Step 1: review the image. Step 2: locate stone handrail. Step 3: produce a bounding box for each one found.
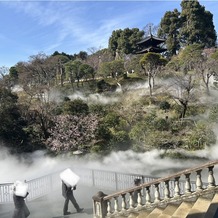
[92,160,218,218]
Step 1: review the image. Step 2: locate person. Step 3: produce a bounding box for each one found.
[132,178,142,205]
[12,182,30,218]
[62,181,84,215]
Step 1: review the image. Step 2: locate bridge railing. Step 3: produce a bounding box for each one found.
[0,168,157,204]
[92,160,218,218]
[72,167,158,191]
[0,172,61,204]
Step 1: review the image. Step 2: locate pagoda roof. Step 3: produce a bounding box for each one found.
[136,46,167,54]
[137,34,166,46]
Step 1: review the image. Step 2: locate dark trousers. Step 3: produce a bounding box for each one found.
[63,194,80,214]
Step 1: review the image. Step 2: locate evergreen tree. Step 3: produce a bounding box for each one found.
[109,28,144,58]
[158,9,181,56]
[180,0,216,47]
[159,0,217,56]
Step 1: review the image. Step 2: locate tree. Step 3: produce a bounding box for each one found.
[140,52,167,96]
[158,9,181,56]
[79,63,95,80]
[171,74,196,119]
[52,51,75,60]
[9,66,19,86]
[123,54,143,74]
[0,87,28,152]
[46,114,99,153]
[143,23,159,36]
[108,28,144,58]
[64,60,83,87]
[49,55,69,87]
[17,53,57,90]
[77,51,88,60]
[178,44,204,72]
[86,48,113,79]
[178,44,216,95]
[99,60,124,78]
[180,0,217,47]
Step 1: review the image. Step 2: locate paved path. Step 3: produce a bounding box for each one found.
[0,185,111,218]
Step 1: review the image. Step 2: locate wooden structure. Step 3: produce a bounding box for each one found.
[136,32,167,54]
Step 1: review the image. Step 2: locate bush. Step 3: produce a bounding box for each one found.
[159,101,171,112]
[62,99,89,115]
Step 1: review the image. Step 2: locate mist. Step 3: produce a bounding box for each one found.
[1,141,218,184]
[1,141,218,217]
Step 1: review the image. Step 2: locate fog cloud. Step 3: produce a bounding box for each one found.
[1,142,217,184]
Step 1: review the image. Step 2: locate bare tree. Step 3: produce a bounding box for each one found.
[170,74,196,118]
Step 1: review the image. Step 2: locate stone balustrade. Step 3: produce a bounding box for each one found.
[92,160,218,218]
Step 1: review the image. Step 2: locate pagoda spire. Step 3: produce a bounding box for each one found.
[149,25,152,36]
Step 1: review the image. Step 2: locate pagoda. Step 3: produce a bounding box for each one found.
[135,29,167,54]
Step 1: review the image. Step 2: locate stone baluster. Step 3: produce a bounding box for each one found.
[184,173,191,194]
[136,191,142,208]
[154,183,160,203]
[107,200,112,216]
[128,192,134,210]
[164,180,170,200]
[145,186,151,205]
[196,170,203,191]
[114,196,119,214]
[208,166,216,188]
[174,177,181,197]
[121,194,127,212]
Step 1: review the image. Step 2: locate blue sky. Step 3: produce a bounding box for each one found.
[0,1,217,68]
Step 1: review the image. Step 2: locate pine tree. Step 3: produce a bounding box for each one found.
[158,0,217,57]
[158,9,181,56]
[180,0,216,47]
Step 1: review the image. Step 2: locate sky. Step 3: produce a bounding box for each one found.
[0,0,218,68]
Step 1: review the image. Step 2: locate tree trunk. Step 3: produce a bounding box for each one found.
[60,66,64,87]
[148,73,152,97]
[180,101,188,119]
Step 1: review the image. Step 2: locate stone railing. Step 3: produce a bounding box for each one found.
[92,160,218,218]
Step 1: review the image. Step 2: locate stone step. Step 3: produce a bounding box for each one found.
[136,209,151,218]
[157,203,180,218]
[204,192,218,218]
[186,195,213,218]
[171,201,195,218]
[146,207,165,218]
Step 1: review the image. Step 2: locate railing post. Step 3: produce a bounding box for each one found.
[136,191,142,209]
[184,173,191,194]
[154,183,160,203]
[92,191,107,218]
[164,180,170,200]
[196,170,203,191]
[174,177,181,197]
[208,166,216,188]
[107,200,112,216]
[114,196,119,214]
[121,194,127,212]
[145,186,151,206]
[128,192,134,211]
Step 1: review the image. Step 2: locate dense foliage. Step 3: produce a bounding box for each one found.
[158,0,217,57]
